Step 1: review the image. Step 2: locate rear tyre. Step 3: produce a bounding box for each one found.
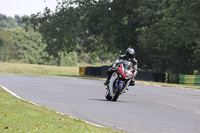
[112,82,123,101]
[105,90,112,101]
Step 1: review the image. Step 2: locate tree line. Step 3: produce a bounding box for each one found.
[0,13,106,66]
[29,0,200,75]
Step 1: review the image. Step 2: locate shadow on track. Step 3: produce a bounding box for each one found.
[88,99,126,103]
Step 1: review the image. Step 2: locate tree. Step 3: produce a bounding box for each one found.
[29,0,200,74]
[137,0,200,74]
[0,29,15,61]
[0,14,18,28]
[30,0,142,56]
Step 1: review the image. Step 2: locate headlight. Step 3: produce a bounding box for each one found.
[125,71,132,79]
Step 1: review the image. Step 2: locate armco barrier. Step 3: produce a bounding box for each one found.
[195,76,200,85]
[179,74,200,85]
[152,72,166,82]
[136,70,153,81]
[101,65,111,78]
[86,67,101,77]
[136,70,167,82]
[179,74,184,84]
[80,66,168,83]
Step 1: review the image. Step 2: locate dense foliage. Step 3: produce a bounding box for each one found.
[0,14,27,28]
[30,0,200,74]
[0,14,79,66]
[0,29,15,61]
[0,27,78,66]
[0,14,104,66]
[137,0,200,74]
[30,0,141,56]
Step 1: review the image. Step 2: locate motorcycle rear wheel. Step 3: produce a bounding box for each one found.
[112,82,123,101]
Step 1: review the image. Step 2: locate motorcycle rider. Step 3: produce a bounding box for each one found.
[104,48,138,86]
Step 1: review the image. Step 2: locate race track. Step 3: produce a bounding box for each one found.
[0,74,200,133]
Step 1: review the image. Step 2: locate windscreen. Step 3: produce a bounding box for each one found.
[123,60,133,70]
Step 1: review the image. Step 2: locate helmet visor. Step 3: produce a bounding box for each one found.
[127,54,134,59]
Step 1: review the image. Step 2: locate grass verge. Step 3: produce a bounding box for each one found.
[137,81,200,90]
[0,62,79,77]
[0,88,120,133]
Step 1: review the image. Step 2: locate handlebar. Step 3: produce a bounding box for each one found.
[111,67,135,72]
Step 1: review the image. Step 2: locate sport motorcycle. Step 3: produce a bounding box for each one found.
[105,60,135,101]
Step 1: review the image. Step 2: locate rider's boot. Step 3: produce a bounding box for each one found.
[104,79,110,85]
[129,80,135,86]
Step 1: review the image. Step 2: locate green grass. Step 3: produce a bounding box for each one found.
[137,81,200,90]
[0,62,79,77]
[0,88,120,133]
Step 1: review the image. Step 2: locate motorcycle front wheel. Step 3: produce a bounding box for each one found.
[105,90,112,101]
[112,82,123,101]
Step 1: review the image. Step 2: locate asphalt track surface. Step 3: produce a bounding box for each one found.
[0,74,200,133]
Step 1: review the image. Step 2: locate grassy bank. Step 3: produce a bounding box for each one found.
[138,81,200,90]
[0,62,79,77]
[0,88,120,133]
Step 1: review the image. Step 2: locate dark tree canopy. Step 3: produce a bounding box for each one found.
[30,0,200,74]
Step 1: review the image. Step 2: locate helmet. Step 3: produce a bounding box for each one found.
[125,48,135,61]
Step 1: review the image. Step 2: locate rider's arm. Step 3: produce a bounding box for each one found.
[112,55,126,68]
[112,59,120,68]
[112,55,123,68]
[132,58,138,77]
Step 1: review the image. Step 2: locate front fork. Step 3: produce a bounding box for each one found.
[117,79,131,94]
[114,80,125,90]
[109,72,131,96]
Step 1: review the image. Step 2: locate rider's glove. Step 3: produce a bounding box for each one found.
[132,74,136,79]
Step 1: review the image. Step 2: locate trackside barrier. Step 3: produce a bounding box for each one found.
[79,66,169,83]
[136,70,167,82]
[195,76,200,85]
[179,74,200,85]
[136,70,153,81]
[79,67,87,75]
[86,67,101,77]
[101,65,111,78]
[179,74,184,84]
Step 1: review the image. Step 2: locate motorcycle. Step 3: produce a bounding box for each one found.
[105,60,135,101]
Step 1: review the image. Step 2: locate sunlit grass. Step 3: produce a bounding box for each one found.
[0,62,79,77]
[137,81,200,90]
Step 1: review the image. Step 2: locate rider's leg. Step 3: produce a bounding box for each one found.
[104,68,112,85]
[104,76,110,85]
[129,78,135,86]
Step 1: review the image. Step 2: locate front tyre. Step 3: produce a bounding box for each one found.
[112,82,123,101]
[105,90,112,101]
